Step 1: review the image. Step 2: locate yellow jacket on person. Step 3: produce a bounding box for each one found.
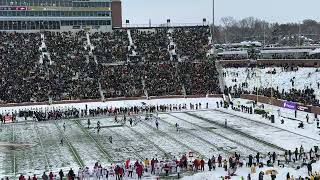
[144,159,150,166]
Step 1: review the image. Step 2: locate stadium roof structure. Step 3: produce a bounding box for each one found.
[218,50,248,55]
[261,49,312,54]
[309,48,320,55]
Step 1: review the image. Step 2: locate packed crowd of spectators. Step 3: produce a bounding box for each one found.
[0,32,45,103]
[179,62,220,95]
[144,62,182,96]
[172,26,211,61]
[0,27,219,104]
[100,64,144,98]
[44,31,100,101]
[91,30,129,63]
[131,29,170,62]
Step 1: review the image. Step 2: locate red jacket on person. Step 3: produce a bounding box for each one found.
[200,159,205,166]
[136,164,143,176]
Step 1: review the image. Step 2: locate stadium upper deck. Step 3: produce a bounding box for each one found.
[0,0,122,31]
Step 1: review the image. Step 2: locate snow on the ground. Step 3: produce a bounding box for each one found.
[0,97,319,179]
[223,67,320,100]
[228,98,320,143]
[181,162,314,180]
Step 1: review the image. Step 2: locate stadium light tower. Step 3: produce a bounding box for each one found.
[212,0,215,55]
[212,0,215,34]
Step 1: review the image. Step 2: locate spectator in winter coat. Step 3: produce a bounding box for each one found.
[295,148,299,160]
[42,172,48,180]
[125,159,130,169]
[32,174,38,180]
[114,165,120,180]
[177,165,181,178]
[164,163,170,176]
[128,165,133,178]
[151,158,155,174]
[48,172,54,180]
[208,159,212,171]
[144,158,150,172]
[271,172,276,180]
[58,170,64,180]
[68,168,75,180]
[251,165,256,174]
[136,164,143,179]
[19,175,26,180]
[258,171,264,180]
[223,159,228,171]
[218,155,222,167]
[193,159,199,171]
[308,163,313,175]
[200,159,205,171]
[286,172,290,180]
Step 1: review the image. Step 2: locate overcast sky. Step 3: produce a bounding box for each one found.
[121,0,320,25]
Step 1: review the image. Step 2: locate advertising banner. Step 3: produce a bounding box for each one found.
[297,105,311,112]
[283,101,297,110]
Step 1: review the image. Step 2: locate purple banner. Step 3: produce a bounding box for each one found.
[283,101,297,110]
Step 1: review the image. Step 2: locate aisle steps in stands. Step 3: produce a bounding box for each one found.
[216,60,226,92]
[39,33,52,65]
[167,28,178,61]
[127,29,137,56]
[99,82,105,101]
[86,32,95,56]
[141,79,149,98]
[208,35,215,56]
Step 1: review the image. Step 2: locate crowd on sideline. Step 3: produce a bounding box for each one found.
[4,145,319,179]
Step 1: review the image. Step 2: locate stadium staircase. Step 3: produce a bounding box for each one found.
[167,28,178,61]
[99,82,105,101]
[167,29,186,95]
[215,60,226,93]
[127,29,138,57]
[39,33,52,65]
[141,79,149,98]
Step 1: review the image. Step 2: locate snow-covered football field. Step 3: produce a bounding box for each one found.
[0,97,319,179]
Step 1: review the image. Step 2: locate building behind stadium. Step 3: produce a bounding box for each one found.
[0,0,122,31]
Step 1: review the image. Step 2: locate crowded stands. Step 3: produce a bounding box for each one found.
[179,62,220,95]
[0,27,220,104]
[0,27,319,109]
[0,32,44,103]
[131,29,170,62]
[91,30,129,63]
[100,64,144,98]
[172,26,211,61]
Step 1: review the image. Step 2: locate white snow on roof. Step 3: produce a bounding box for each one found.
[309,48,320,55]
[261,49,312,54]
[218,50,248,55]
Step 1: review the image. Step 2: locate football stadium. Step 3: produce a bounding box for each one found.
[0,0,320,179]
